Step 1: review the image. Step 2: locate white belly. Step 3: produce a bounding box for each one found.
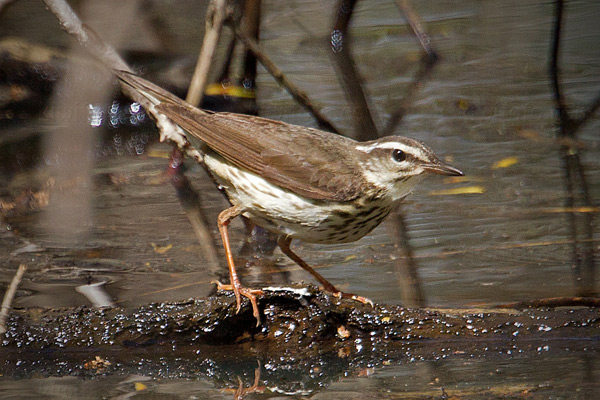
[205,154,399,244]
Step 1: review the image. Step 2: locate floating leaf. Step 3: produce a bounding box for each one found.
[147,149,170,159]
[429,186,485,196]
[516,128,543,141]
[491,157,518,169]
[135,382,147,391]
[543,207,600,214]
[151,243,173,254]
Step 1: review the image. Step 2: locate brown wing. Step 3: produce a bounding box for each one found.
[157,103,366,201]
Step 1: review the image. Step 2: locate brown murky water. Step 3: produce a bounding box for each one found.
[1,0,599,398]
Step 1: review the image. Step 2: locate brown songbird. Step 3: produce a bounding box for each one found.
[116,71,463,324]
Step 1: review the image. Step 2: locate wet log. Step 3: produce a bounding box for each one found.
[1,286,598,390]
[2,285,598,352]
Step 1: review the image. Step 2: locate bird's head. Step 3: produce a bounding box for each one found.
[355,136,463,201]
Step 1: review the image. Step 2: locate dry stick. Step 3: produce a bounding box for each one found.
[43,0,130,72]
[330,0,379,141]
[0,264,26,335]
[230,21,341,134]
[186,0,229,107]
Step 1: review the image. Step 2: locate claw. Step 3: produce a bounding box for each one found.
[351,294,374,307]
[332,291,374,307]
[212,280,264,326]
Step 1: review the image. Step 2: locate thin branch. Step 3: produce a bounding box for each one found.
[42,0,130,72]
[229,20,341,133]
[385,0,439,135]
[549,0,573,134]
[240,0,261,89]
[330,0,379,140]
[394,0,437,60]
[549,0,597,296]
[186,0,229,106]
[0,264,26,335]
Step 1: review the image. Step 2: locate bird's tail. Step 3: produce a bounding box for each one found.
[114,70,209,116]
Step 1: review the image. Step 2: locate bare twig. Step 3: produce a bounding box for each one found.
[239,0,261,89]
[330,0,379,140]
[549,0,572,134]
[549,0,597,297]
[229,20,341,134]
[186,0,229,106]
[43,0,130,72]
[394,0,437,59]
[0,264,26,335]
[384,0,439,135]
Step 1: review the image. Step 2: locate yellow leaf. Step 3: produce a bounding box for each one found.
[344,255,357,262]
[204,83,227,96]
[543,207,600,213]
[429,186,486,196]
[135,382,147,391]
[146,149,170,159]
[151,243,173,254]
[491,156,518,169]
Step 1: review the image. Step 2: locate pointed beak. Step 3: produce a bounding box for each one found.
[422,161,463,176]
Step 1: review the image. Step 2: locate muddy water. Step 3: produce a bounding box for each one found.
[1,0,599,398]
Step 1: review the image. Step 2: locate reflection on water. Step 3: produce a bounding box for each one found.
[1,0,599,398]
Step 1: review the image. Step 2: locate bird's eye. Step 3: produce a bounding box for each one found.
[392,149,406,162]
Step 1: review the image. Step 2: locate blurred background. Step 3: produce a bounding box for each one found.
[0,0,598,398]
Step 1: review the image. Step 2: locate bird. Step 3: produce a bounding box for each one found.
[115,70,463,324]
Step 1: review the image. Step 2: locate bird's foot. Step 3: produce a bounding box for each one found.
[332,291,375,307]
[211,280,264,326]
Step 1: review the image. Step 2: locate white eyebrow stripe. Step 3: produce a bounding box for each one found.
[355,141,428,160]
